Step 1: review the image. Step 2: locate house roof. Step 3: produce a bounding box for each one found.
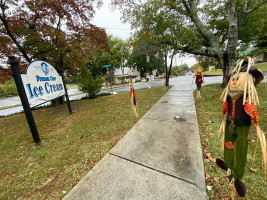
[114,67,140,77]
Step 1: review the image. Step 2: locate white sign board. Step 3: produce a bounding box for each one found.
[21,61,65,108]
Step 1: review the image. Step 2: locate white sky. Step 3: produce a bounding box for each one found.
[91,1,197,67]
[91,2,132,41]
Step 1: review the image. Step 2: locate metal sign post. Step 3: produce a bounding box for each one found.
[59,70,72,114]
[8,56,41,144]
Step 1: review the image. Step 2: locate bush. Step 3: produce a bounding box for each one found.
[77,75,104,99]
[0,80,18,98]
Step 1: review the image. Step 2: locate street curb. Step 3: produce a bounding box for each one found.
[0,92,85,110]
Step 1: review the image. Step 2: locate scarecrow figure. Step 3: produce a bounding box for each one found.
[129,76,138,117]
[216,57,266,198]
[192,66,204,97]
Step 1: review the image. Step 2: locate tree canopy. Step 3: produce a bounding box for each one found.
[87,35,130,79]
[113,0,267,84]
[0,0,109,75]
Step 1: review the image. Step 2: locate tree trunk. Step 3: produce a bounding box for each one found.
[263,52,267,62]
[222,0,238,86]
[164,51,169,86]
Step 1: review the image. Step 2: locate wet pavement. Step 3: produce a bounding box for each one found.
[0,76,223,117]
[63,76,223,200]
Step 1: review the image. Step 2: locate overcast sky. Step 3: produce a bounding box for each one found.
[91,1,197,67]
[91,2,132,41]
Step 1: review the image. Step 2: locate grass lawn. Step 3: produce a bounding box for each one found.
[203,62,267,76]
[66,84,78,90]
[0,86,170,200]
[194,83,267,200]
[204,69,223,76]
[255,62,267,72]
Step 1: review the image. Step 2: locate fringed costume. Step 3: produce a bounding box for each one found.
[193,67,204,98]
[216,57,266,198]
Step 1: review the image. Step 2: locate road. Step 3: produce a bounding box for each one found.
[0,76,223,117]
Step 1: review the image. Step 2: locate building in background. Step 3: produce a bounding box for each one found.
[114,67,141,84]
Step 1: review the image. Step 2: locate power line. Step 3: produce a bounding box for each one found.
[104,27,132,30]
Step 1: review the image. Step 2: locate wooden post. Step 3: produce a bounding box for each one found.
[8,56,41,144]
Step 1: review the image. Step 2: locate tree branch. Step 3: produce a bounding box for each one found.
[220,30,228,45]
[181,0,220,49]
[31,48,55,58]
[0,3,31,62]
[242,0,267,18]
[175,44,217,58]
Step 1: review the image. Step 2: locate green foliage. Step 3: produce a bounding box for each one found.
[130,43,165,77]
[0,80,18,98]
[77,75,104,99]
[172,64,189,74]
[105,74,115,85]
[114,0,267,78]
[88,36,130,79]
[194,56,219,71]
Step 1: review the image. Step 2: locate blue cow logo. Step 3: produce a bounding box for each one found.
[41,62,49,75]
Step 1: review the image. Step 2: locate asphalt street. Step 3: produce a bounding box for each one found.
[1,76,222,117]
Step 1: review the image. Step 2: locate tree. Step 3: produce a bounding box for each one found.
[172,64,189,75]
[88,35,129,83]
[129,41,165,77]
[194,56,219,71]
[0,0,109,75]
[77,71,104,99]
[112,0,267,85]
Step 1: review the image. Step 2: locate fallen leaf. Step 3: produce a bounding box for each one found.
[207,186,213,191]
[250,168,257,173]
[78,168,82,175]
[214,177,221,183]
[207,181,214,186]
[205,137,209,142]
[212,165,218,173]
[61,191,67,194]
[206,173,211,180]
[251,140,256,143]
[12,172,17,177]
[206,153,216,162]
[210,133,215,136]
[39,175,58,190]
[28,163,34,167]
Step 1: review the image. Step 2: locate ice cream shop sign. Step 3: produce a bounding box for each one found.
[21,61,65,108]
[8,57,72,144]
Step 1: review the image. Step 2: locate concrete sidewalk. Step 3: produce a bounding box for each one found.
[64,82,208,200]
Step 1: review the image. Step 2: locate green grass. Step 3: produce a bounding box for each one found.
[255,62,267,72]
[203,62,267,76]
[66,84,78,90]
[194,83,267,200]
[0,86,171,200]
[204,69,223,76]
[0,80,18,98]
